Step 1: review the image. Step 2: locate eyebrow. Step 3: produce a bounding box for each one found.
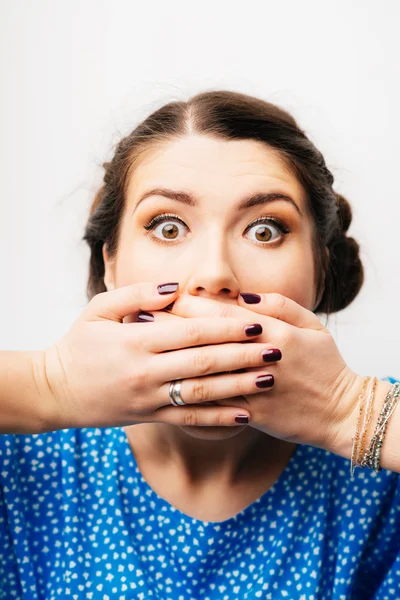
[132,187,303,217]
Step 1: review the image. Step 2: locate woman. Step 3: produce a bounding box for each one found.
[1,90,399,599]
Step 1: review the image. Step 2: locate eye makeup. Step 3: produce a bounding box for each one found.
[143,212,187,231]
[142,211,291,246]
[243,216,290,235]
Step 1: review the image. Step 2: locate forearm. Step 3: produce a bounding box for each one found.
[0,351,52,434]
[328,378,400,474]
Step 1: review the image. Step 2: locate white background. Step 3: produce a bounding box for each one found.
[1,0,399,379]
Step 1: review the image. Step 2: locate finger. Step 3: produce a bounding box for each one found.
[151,341,281,383]
[135,317,264,353]
[166,294,249,320]
[238,292,326,331]
[151,404,251,427]
[134,308,182,323]
[156,368,274,406]
[168,292,327,332]
[84,281,180,323]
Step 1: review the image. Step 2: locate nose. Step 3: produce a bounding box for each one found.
[185,237,240,300]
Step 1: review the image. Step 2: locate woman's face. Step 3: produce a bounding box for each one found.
[103,134,318,439]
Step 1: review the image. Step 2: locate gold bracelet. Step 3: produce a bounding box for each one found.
[350,376,370,478]
[360,382,400,472]
[357,376,377,468]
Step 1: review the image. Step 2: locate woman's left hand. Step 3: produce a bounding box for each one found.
[165,293,363,452]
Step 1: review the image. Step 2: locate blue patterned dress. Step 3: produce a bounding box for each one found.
[0,377,399,599]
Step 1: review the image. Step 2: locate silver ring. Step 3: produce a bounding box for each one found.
[169,380,185,406]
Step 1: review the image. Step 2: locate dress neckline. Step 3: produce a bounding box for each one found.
[114,427,302,529]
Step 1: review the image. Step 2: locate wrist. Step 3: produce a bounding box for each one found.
[31,348,64,433]
[0,350,57,434]
[326,373,392,462]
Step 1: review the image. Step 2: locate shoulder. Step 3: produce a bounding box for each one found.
[0,427,120,492]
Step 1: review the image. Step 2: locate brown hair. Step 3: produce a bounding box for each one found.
[83,90,364,317]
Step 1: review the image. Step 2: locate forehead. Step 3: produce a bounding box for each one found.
[127,134,306,208]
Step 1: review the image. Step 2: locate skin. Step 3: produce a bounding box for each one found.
[102,133,320,490]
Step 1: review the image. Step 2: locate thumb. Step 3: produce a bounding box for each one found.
[83,282,180,323]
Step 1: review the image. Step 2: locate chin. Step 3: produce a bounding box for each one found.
[178,424,247,441]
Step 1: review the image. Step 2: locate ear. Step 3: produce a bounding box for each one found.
[102,243,116,291]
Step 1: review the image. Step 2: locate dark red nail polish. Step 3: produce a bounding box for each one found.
[137,311,154,322]
[235,415,249,424]
[262,349,282,362]
[157,282,179,294]
[255,374,274,388]
[245,323,263,336]
[240,293,261,304]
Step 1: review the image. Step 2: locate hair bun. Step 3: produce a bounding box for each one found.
[316,192,364,313]
[335,192,352,234]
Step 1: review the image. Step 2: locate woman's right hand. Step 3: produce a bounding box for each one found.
[42,282,274,431]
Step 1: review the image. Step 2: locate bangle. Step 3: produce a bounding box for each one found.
[360,382,400,472]
[357,377,378,467]
[350,376,370,477]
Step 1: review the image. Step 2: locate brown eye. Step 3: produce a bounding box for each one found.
[244,217,290,246]
[143,213,189,243]
[254,225,272,242]
[161,223,179,239]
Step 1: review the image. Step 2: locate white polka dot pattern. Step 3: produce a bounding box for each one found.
[0,377,399,599]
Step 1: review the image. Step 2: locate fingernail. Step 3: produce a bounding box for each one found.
[262,349,282,362]
[158,282,179,294]
[255,374,274,388]
[137,311,154,322]
[240,293,261,304]
[245,323,263,337]
[235,415,249,424]
[163,300,175,312]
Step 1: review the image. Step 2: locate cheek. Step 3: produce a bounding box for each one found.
[113,237,183,287]
[240,245,316,310]
[276,272,316,310]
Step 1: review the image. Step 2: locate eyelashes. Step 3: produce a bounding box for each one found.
[143,213,187,232]
[142,212,290,246]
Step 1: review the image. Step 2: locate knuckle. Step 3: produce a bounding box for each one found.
[214,412,226,427]
[131,328,145,348]
[193,350,214,375]
[89,292,105,312]
[240,348,254,368]
[126,368,148,392]
[219,304,234,319]
[128,285,139,305]
[268,293,287,317]
[129,282,151,303]
[123,329,144,354]
[192,380,211,402]
[233,374,248,397]
[183,409,198,427]
[185,321,202,345]
[127,393,147,415]
[275,328,292,350]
